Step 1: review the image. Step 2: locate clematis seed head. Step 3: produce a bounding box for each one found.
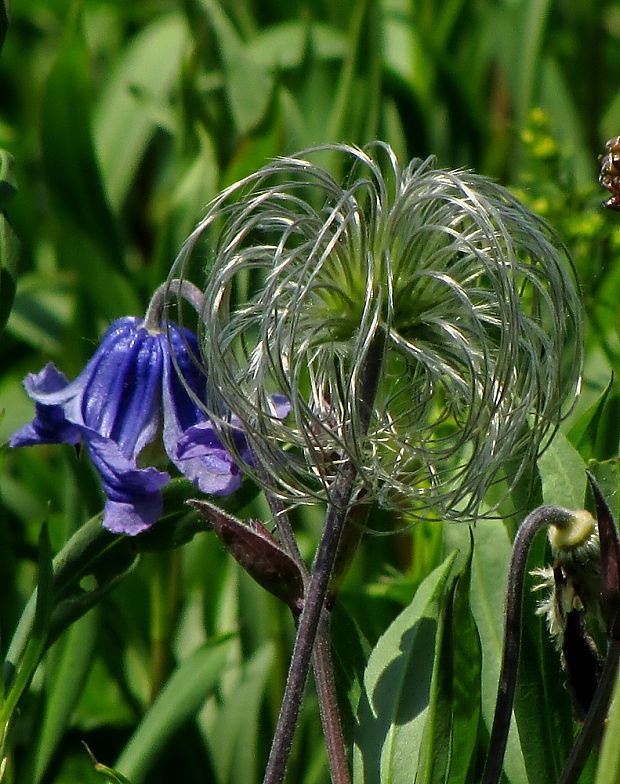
[170,142,583,521]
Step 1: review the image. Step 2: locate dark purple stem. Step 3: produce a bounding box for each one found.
[481,506,579,784]
[313,611,351,784]
[262,336,384,784]
[253,453,351,784]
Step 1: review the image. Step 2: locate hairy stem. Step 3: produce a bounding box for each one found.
[262,336,384,784]
[313,611,351,784]
[481,506,579,784]
[256,459,351,784]
[142,278,204,330]
[253,455,306,575]
[263,463,356,784]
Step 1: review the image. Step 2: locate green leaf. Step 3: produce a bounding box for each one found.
[163,129,220,254]
[469,519,528,784]
[588,460,620,524]
[568,376,615,462]
[0,214,17,334]
[0,524,54,731]
[539,58,593,187]
[331,603,372,744]
[0,149,16,208]
[32,523,54,649]
[0,149,18,334]
[246,21,346,70]
[41,21,124,270]
[94,14,188,210]
[5,515,131,674]
[200,0,273,135]
[537,430,587,509]
[353,552,457,784]
[115,635,235,783]
[414,576,456,784]
[0,0,7,57]
[326,0,379,143]
[84,744,133,784]
[381,0,431,103]
[595,665,620,784]
[207,643,274,784]
[32,611,100,784]
[5,273,73,353]
[511,0,553,126]
[446,532,482,784]
[602,90,620,143]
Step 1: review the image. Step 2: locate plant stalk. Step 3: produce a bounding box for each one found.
[262,336,384,784]
[262,462,356,784]
[143,278,204,330]
[256,455,351,784]
[312,610,351,784]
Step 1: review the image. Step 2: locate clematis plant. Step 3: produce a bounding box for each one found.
[168,142,583,783]
[4,142,585,784]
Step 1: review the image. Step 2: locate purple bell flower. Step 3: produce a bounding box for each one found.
[10,316,249,535]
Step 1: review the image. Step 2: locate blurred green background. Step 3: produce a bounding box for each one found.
[2,1,620,783]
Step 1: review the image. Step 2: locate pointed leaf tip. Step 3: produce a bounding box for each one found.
[587,472,620,639]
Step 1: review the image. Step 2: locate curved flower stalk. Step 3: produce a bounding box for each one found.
[170,142,583,520]
[9,282,267,535]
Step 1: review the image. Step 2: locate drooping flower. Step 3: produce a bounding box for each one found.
[170,142,583,521]
[10,314,252,535]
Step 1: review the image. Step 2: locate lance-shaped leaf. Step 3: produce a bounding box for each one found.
[0,0,7,56]
[188,500,304,613]
[0,149,18,334]
[587,472,620,639]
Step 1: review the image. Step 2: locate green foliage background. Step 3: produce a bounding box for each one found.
[2,1,620,783]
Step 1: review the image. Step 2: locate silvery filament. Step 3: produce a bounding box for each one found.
[169,142,582,521]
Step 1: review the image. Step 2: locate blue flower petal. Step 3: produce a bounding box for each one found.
[103,497,164,536]
[9,363,82,447]
[182,445,243,495]
[10,318,169,534]
[161,325,243,494]
[176,394,291,492]
[269,394,292,420]
[73,319,163,460]
[176,421,220,458]
[85,431,170,534]
[12,320,164,462]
